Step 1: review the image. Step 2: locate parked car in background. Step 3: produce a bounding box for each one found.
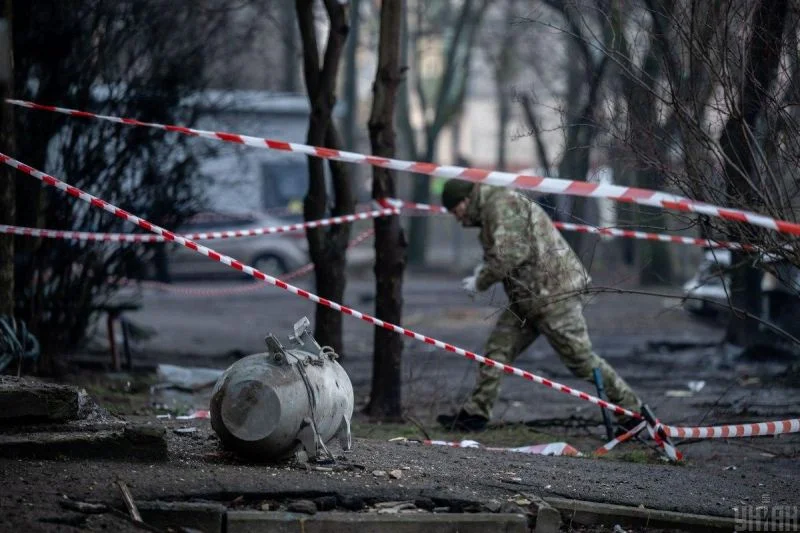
[682,248,800,354]
[164,211,309,279]
[681,250,732,316]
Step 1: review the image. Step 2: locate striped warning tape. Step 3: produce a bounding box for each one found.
[8,98,800,238]
[384,198,760,252]
[0,208,394,243]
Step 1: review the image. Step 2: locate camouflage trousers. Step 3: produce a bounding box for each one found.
[462,297,640,420]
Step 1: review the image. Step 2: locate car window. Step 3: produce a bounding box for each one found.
[181,212,258,232]
[262,161,309,210]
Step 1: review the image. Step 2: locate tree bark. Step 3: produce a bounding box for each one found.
[720,0,788,347]
[518,93,558,219]
[558,42,607,256]
[342,0,361,150]
[364,0,406,420]
[0,6,14,317]
[281,1,299,93]
[296,0,355,356]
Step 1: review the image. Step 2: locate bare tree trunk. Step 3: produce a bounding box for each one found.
[494,0,515,170]
[518,93,558,218]
[720,0,788,347]
[558,46,606,256]
[281,1,299,93]
[0,6,14,317]
[296,0,355,356]
[343,0,361,150]
[365,0,406,420]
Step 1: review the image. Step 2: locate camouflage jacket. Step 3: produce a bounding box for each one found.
[465,185,590,313]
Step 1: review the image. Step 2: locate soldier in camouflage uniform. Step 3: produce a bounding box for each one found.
[437,180,641,432]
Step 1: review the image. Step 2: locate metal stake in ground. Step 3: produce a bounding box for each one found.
[592,367,614,441]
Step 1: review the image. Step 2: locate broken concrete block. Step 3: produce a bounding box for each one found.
[0,424,167,460]
[0,376,82,423]
[137,501,225,533]
[529,495,562,533]
[227,511,529,533]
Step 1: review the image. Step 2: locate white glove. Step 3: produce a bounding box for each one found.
[462,275,478,296]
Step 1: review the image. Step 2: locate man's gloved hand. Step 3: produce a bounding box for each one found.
[461,275,478,296]
[462,263,484,297]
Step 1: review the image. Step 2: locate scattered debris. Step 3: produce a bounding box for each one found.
[173,427,198,435]
[724,465,738,471]
[738,376,762,386]
[666,390,694,398]
[687,380,706,392]
[508,494,531,506]
[116,480,142,523]
[389,469,403,479]
[155,364,223,392]
[372,470,387,477]
[375,501,413,510]
[412,438,582,457]
[59,499,108,514]
[176,409,210,420]
[286,499,317,515]
[377,502,416,514]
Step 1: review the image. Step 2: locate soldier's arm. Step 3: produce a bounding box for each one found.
[475,196,532,291]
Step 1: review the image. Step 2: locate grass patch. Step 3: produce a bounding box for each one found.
[606,449,664,464]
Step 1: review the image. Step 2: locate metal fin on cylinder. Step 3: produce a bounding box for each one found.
[336,415,352,451]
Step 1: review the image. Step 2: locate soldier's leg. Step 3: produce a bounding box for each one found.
[462,308,538,420]
[537,298,640,412]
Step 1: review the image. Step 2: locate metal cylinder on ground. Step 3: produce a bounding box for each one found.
[210,317,353,462]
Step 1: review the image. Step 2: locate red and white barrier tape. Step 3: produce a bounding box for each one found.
[384,198,759,252]
[593,421,648,456]
[8,98,800,238]
[553,222,757,252]
[0,152,640,420]
[663,418,800,439]
[136,228,375,297]
[183,208,394,240]
[647,421,683,462]
[421,439,581,457]
[0,208,394,243]
[0,224,164,243]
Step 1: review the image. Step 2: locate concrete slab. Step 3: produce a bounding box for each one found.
[138,501,225,533]
[0,424,167,460]
[227,510,530,533]
[0,376,82,422]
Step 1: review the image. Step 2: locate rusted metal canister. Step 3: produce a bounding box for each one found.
[210,317,353,461]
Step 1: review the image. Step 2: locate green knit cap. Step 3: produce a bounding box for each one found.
[441,179,475,211]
